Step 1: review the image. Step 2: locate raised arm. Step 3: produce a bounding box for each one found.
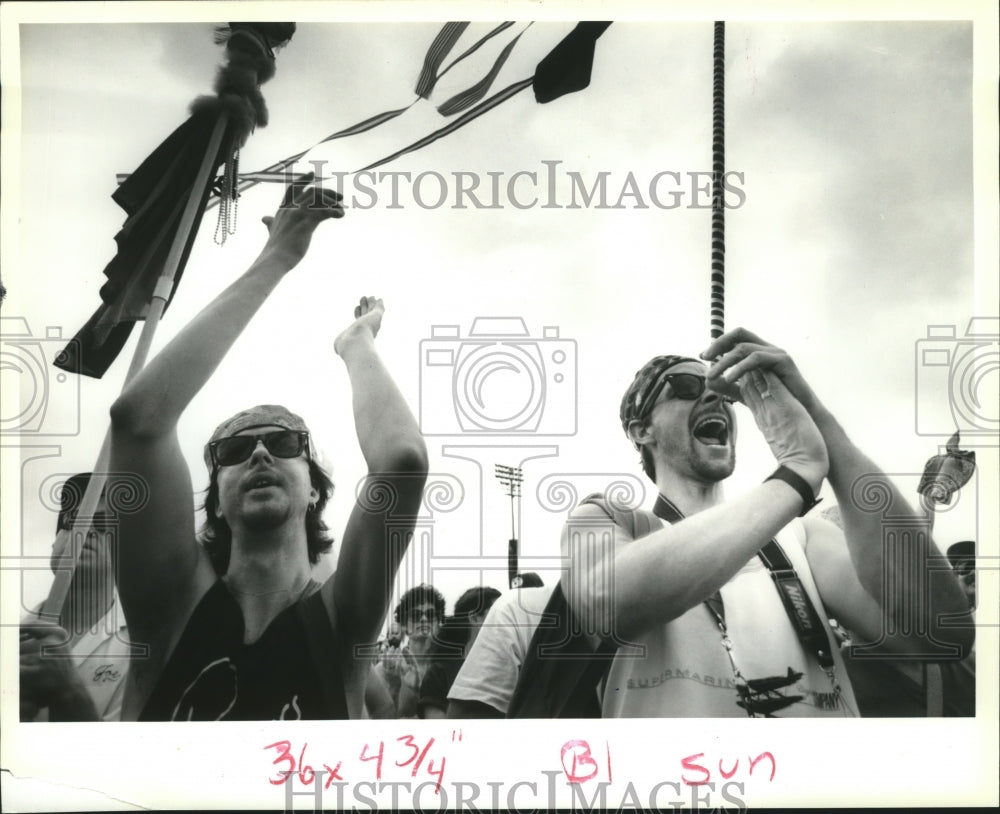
[108,181,345,646]
[702,328,974,657]
[327,298,428,647]
[564,485,804,643]
[564,368,829,642]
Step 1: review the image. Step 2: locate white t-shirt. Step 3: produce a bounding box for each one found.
[448,585,555,714]
[29,599,133,722]
[602,519,859,718]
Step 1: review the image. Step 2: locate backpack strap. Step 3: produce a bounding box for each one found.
[580,491,664,539]
[506,582,613,718]
[507,493,661,718]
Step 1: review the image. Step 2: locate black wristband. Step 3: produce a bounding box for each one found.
[766,465,822,517]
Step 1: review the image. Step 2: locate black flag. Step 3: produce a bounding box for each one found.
[533,22,612,103]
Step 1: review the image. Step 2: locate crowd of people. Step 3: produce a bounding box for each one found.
[21,181,977,721]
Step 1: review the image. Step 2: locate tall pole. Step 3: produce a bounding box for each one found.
[495,464,523,588]
[41,114,230,621]
[40,23,296,625]
[710,21,726,340]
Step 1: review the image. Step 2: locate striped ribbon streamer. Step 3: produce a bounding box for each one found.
[435,21,516,84]
[203,102,417,208]
[415,22,470,97]
[202,22,524,208]
[356,77,533,174]
[710,21,726,340]
[437,25,529,115]
[214,77,535,184]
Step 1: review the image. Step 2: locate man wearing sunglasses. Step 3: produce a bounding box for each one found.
[560,330,973,718]
[20,473,132,721]
[108,179,428,720]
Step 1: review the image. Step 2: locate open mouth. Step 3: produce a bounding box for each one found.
[692,416,730,446]
[246,474,279,491]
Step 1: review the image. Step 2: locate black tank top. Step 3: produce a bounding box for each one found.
[139,580,348,721]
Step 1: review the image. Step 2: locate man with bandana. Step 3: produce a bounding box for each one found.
[560,332,973,717]
[108,179,427,720]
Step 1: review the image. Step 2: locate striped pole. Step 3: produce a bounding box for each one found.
[710,21,726,340]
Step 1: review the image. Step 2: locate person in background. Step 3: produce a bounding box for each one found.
[374,620,403,665]
[447,577,552,719]
[419,586,502,718]
[838,525,976,717]
[930,541,976,716]
[20,473,133,721]
[377,584,445,718]
[947,541,976,610]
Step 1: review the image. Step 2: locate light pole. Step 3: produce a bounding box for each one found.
[495,464,523,588]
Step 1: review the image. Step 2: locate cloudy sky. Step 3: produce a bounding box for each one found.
[1,1,997,808]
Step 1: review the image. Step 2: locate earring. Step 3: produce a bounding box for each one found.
[307,502,317,513]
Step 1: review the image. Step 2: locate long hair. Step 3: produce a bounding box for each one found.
[393,584,446,626]
[199,458,335,575]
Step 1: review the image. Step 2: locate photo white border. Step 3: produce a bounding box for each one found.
[2,1,997,811]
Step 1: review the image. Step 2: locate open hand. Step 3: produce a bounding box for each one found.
[260,172,345,268]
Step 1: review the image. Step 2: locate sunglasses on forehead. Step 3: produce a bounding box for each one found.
[209,429,310,468]
[643,372,708,411]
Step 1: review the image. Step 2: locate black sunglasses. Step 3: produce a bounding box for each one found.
[209,429,310,468]
[643,372,707,412]
[405,607,440,625]
[59,512,114,532]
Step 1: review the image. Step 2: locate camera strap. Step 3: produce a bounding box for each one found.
[756,542,835,669]
[652,494,836,670]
